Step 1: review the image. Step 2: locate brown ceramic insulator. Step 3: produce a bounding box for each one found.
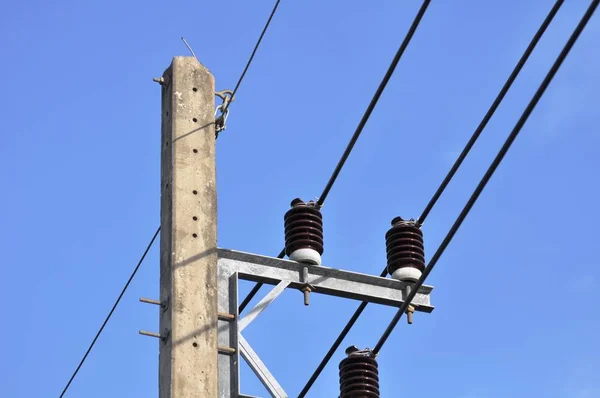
[386,216,425,275]
[339,347,380,398]
[284,198,324,257]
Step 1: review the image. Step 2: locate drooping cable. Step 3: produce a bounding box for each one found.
[58,226,161,398]
[59,2,281,393]
[417,0,564,226]
[216,0,282,134]
[230,0,282,107]
[239,0,431,315]
[298,1,574,393]
[316,0,430,206]
[373,0,598,355]
[296,278,382,398]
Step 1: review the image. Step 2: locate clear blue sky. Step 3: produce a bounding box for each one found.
[1,1,598,397]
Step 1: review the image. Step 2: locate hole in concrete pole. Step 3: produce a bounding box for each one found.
[193,149,198,153]
[193,216,198,221]
[193,190,198,195]
[193,118,198,123]
[192,233,198,238]
[193,87,198,92]
[192,342,198,347]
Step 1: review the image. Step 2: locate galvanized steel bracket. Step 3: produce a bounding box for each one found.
[216,248,435,398]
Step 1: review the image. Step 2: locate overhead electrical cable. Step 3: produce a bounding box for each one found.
[60,2,284,396]
[230,0,282,102]
[58,226,161,398]
[294,2,433,395]
[416,0,565,226]
[373,0,598,355]
[297,1,568,395]
[215,0,282,135]
[239,0,432,315]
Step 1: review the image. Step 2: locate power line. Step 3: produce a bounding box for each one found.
[230,0,282,105]
[373,0,598,355]
[316,0,430,206]
[417,0,564,226]
[295,2,433,395]
[297,1,570,394]
[296,282,380,398]
[239,0,431,316]
[60,2,283,391]
[216,0,281,135]
[58,226,161,398]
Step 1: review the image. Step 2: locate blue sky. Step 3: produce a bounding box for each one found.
[1,1,599,397]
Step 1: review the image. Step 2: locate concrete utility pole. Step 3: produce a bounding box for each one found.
[159,57,218,398]
[151,56,433,398]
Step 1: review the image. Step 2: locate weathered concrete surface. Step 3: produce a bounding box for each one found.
[159,57,218,398]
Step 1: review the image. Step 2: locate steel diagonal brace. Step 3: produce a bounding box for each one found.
[239,280,290,332]
[239,334,288,398]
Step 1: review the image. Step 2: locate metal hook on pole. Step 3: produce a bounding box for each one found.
[214,90,235,138]
[215,89,235,112]
[214,105,229,138]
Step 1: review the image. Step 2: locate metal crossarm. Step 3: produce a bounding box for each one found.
[219,249,434,311]
[216,248,435,397]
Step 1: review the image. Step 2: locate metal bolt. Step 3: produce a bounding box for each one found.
[140,297,162,306]
[406,305,415,324]
[218,312,236,321]
[300,266,314,306]
[153,77,165,85]
[140,296,169,313]
[139,330,162,339]
[302,286,312,306]
[139,328,169,343]
[218,346,236,355]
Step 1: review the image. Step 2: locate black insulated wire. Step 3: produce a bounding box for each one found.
[230,0,282,312]
[216,0,281,136]
[373,0,599,355]
[417,0,564,226]
[239,0,431,316]
[230,0,281,105]
[58,226,161,398]
[59,1,281,394]
[316,0,431,207]
[296,2,432,395]
[297,1,569,394]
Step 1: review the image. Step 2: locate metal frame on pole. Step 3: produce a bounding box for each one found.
[216,249,435,397]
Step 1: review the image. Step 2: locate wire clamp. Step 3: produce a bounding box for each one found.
[215,90,235,138]
[214,105,229,138]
